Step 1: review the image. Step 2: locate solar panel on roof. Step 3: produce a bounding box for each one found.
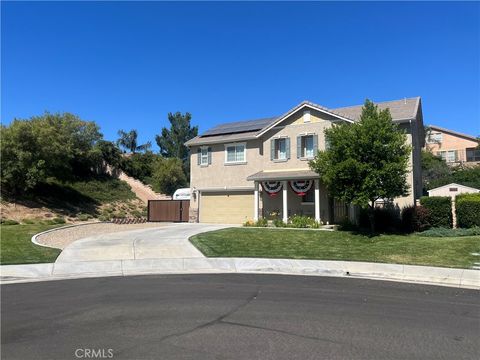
[201,117,277,137]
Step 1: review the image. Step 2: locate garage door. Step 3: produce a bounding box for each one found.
[200,191,254,224]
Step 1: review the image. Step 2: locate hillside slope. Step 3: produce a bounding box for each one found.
[1,175,147,224]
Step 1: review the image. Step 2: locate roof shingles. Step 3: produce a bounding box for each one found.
[186,97,421,146]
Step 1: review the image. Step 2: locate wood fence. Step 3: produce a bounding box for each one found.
[147,200,190,222]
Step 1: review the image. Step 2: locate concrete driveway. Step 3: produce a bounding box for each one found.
[55,223,234,263]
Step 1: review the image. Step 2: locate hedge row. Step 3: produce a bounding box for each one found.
[456,193,480,228]
[419,196,452,228]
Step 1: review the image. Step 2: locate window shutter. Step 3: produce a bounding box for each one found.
[296,136,301,158]
[313,134,318,154]
[208,147,212,165]
[197,148,201,165]
[286,137,291,159]
[270,139,275,161]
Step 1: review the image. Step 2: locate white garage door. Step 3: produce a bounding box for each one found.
[200,191,254,224]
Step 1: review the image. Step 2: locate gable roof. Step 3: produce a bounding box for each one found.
[332,97,421,122]
[427,125,478,142]
[427,183,479,193]
[185,97,422,146]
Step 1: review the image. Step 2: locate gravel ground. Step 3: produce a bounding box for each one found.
[35,222,169,250]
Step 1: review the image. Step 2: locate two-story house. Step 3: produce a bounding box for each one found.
[425,125,479,165]
[185,97,424,224]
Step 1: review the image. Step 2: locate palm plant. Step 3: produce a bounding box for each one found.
[117,129,151,153]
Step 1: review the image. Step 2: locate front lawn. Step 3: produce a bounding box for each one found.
[0,224,62,265]
[190,228,480,269]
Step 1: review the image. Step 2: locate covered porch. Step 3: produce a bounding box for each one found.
[247,170,327,223]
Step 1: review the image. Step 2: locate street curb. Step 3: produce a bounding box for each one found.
[1,258,478,289]
[31,221,112,249]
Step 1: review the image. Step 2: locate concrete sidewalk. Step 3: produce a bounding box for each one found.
[1,258,478,289]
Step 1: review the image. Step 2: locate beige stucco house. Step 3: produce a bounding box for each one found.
[185,97,425,224]
[425,125,479,165]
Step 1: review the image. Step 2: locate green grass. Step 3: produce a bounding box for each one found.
[190,228,480,269]
[0,224,62,265]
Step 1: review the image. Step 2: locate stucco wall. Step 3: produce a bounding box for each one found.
[261,109,334,171]
[425,130,478,162]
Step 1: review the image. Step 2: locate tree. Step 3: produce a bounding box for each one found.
[150,157,187,195]
[309,100,411,233]
[1,112,102,195]
[117,129,151,153]
[155,112,198,179]
[120,151,158,182]
[421,150,451,192]
[91,140,124,174]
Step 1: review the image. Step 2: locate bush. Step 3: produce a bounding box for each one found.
[456,193,480,228]
[76,213,91,221]
[288,215,320,228]
[52,217,66,224]
[1,219,19,225]
[401,205,431,233]
[359,207,401,233]
[420,196,452,228]
[418,227,480,237]
[98,215,111,222]
[21,218,36,224]
[273,219,286,228]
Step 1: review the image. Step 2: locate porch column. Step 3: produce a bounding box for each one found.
[282,180,288,223]
[254,181,259,221]
[314,179,320,222]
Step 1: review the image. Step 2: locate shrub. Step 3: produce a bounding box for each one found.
[420,196,452,228]
[21,218,36,224]
[456,193,480,228]
[418,227,480,237]
[76,213,91,221]
[288,215,320,228]
[98,215,110,222]
[243,219,255,227]
[52,217,66,224]
[1,219,19,225]
[273,219,286,228]
[401,205,431,233]
[131,210,143,218]
[338,219,358,231]
[255,218,268,227]
[359,207,401,233]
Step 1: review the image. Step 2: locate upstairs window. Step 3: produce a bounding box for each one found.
[197,146,211,166]
[466,148,480,162]
[437,150,457,163]
[297,134,318,159]
[225,143,246,164]
[270,137,290,161]
[427,132,443,144]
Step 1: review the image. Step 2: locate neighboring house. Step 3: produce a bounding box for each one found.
[427,183,479,198]
[185,97,425,224]
[425,125,479,165]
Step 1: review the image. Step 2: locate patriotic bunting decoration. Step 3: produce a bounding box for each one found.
[261,181,283,197]
[290,180,312,196]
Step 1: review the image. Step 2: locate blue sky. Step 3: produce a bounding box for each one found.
[2,1,479,148]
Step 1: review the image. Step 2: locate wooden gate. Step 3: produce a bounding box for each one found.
[147,200,190,222]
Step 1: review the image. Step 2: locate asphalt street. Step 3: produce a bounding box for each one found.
[1,274,479,360]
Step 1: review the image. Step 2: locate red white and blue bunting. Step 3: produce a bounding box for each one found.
[290,180,312,196]
[261,181,283,197]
